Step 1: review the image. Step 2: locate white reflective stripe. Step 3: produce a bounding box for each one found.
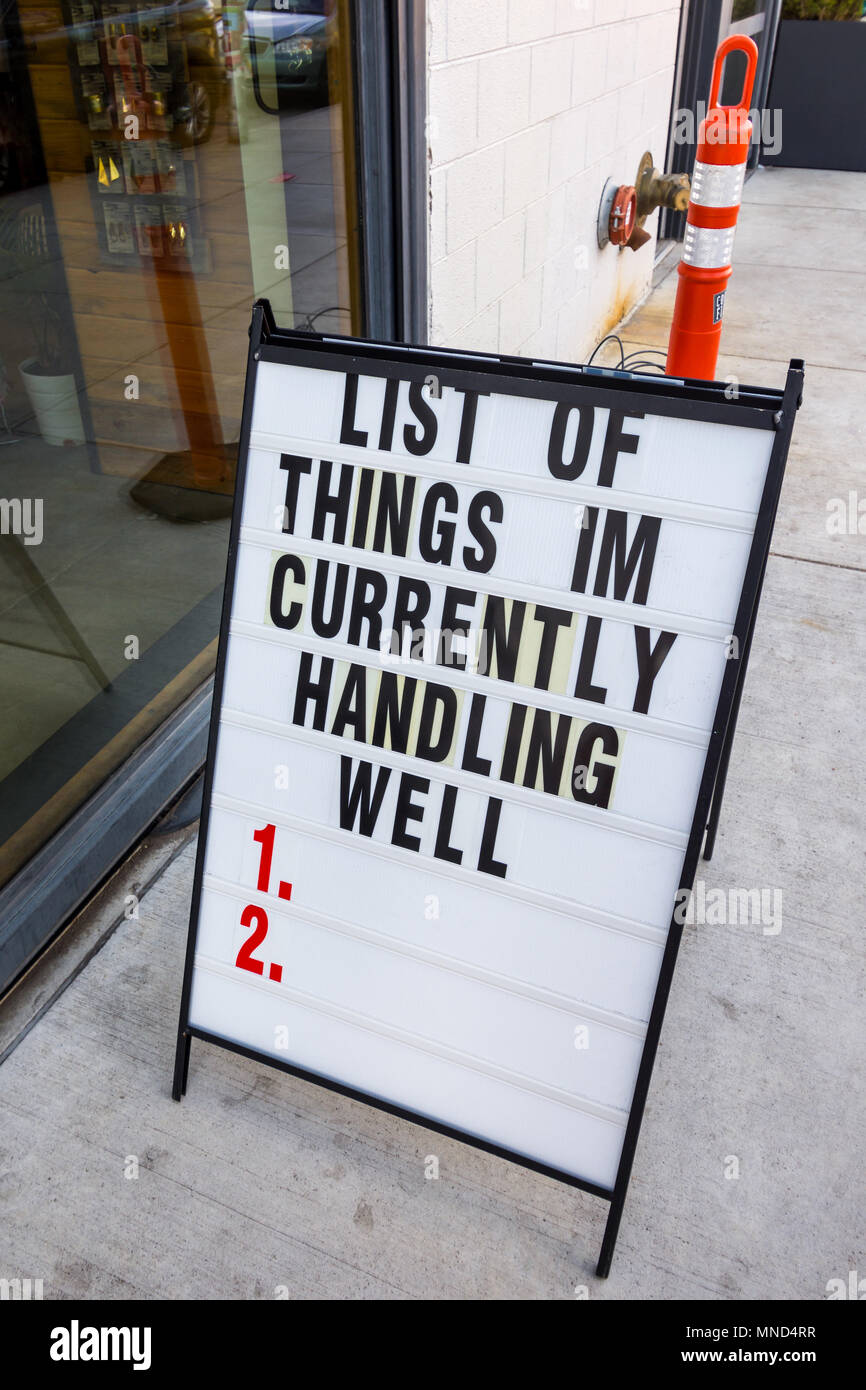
[689,160,746,209]
[682,223,736,268]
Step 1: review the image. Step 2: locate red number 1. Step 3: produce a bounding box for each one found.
[253,823,275,893]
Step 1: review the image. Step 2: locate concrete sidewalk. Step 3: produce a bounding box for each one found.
[1,168,863,1300]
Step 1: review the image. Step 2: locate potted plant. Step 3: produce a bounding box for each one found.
[764,1,866,172]
[19,293,85,446]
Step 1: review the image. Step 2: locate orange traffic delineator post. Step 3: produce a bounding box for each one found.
[666,35,759,381]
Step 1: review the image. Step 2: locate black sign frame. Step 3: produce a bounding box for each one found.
[173,298,803,1277]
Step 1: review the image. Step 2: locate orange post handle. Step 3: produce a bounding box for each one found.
[665,35,759,381]
[708,34,758,114]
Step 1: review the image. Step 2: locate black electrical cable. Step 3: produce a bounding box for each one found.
[300,307,351,330]
[622,346,668,375]
[587,337,670,372]
[586,333,625,368]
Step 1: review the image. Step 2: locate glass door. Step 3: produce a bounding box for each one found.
[663,0,782,240]
[0,0,365,990]
[232,0,360,333]
[718,1,780,170]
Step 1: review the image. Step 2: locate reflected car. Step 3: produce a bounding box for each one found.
[242,0,334,107]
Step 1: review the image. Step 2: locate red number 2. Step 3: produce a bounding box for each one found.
[235,904,268,976]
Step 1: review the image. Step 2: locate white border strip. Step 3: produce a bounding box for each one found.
[690,160,746,209]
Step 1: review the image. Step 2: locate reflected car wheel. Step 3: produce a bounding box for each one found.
[184,79,215,145]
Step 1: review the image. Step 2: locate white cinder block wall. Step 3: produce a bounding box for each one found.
[427,0,682,362]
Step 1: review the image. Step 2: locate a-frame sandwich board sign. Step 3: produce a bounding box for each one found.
[174,298,802,1276]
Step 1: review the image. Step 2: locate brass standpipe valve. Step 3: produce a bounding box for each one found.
[597,151,690,252]
[633,150,690,247]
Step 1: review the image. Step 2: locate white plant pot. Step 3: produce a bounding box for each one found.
[18,358,85,447]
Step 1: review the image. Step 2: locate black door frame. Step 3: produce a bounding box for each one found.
[353,0,427,343]
[662,0,782,242]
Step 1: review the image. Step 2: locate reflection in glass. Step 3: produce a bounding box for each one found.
[0,0,358,889]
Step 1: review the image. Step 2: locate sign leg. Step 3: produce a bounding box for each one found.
[704,363,805,861]
[704,609,758,861]
[703,682,743,861]
[596,1192,626,1279]
[172,1031,191,1102]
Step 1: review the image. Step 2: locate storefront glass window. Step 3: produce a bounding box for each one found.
[0,0,359,890]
